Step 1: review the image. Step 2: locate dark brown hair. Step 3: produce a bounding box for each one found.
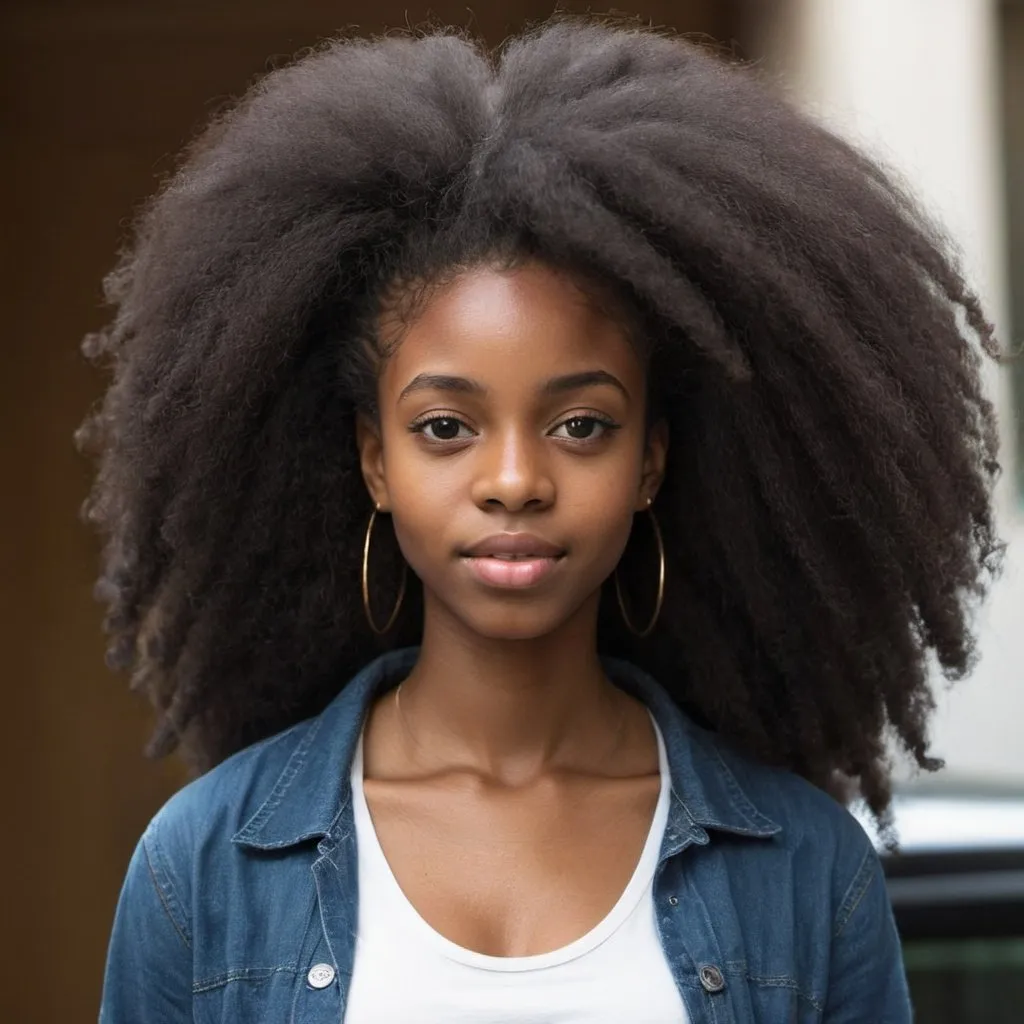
[79,16,1003,831]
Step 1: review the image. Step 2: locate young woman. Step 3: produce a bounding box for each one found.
[85,16,1002,1024]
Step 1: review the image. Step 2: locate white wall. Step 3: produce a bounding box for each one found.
[752,0,1024,786]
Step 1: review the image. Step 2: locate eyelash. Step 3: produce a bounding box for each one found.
[550,414,620,443]
[408,413,475,444]
[407,411,621,446]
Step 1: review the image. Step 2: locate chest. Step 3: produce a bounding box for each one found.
[190,826,833,1024]
[361,772,661,957]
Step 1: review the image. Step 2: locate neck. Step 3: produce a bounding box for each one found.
[397,590,627,783]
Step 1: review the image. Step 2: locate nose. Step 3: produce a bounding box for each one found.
[471,428,555,512]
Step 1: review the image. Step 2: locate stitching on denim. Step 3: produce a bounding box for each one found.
[709,745,778,834]
[833,845,875,938]
[746,973,824,1012]
[319,790,355,847]
[143,833,191,950]
[233,716,324,843]
[674,799,705,843]
[719,958,823,1012]
[193,964,298,994]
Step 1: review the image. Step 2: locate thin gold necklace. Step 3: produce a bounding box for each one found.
[392,682,432,760]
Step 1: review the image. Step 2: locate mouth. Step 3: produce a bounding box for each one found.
[462,533,565,559]
[460,533,566,589]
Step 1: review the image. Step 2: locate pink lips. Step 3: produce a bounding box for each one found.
[461,533,565,589]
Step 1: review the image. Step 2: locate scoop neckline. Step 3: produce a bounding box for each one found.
[350,709,670,973]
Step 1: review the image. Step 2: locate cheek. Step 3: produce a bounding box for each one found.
[560,462,641,562]
[381,453,461,570]
[575,437,645,508]
[577,495,637,569]
[579,440,650,569]
[380,422,461,507]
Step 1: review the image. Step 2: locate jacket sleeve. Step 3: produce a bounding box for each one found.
[823,837,911,1023]
[99,819,193,1023]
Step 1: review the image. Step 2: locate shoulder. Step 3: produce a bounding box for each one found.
[613,655,877,876]
[140,647,412,871]
[141,714,318,874]
[681,728,908,1016]
[691,725,896,980]
[727,738,871,844]
[701,726,881,900]
[103,713,323,981]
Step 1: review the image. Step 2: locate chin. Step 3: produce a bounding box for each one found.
[457,606,573,642]
[466,619,560,642]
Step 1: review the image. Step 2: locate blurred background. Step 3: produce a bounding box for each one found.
[1,0,1021,1020]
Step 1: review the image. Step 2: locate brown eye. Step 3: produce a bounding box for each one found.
[565,417,596,438]
[429,418,461,439]
[552,415,616,441]
[414,416,473,442]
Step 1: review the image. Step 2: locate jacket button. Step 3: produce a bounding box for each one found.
[699,964,726,993]
[307,963,336,989]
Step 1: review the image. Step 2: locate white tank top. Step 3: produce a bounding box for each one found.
[344,710,689,1024]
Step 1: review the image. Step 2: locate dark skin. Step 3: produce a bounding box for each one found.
[356,260,669,957]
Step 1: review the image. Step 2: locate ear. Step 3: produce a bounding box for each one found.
[637,418,668,510]
[355,411,390,511]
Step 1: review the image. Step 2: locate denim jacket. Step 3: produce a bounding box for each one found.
[100,647,911,1023]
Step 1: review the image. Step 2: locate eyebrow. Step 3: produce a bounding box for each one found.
[398,374,484,401]
[542,370,630,399]
[397,369,630,402]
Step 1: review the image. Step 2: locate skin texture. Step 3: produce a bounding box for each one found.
[356,260,668,954]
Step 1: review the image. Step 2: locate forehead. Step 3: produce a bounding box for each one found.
[379,262,641,392]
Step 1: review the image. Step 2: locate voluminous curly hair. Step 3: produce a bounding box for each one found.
[79,16,1003,828]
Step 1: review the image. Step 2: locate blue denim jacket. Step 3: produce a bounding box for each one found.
[100,647,911,1023]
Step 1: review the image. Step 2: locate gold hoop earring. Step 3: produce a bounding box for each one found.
[362,503,407,635]
[614,500,665,638]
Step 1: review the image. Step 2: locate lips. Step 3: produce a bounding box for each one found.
[460,533,565,589]
[462,533,565,559]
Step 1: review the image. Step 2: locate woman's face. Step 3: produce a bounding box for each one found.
[358,260,667,641]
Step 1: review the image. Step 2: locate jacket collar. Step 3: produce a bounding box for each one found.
[602,652,781,857]
[232,646,780,851]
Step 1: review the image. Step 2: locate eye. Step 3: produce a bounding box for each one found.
[550,415,618,441]
[410,415,475,442]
